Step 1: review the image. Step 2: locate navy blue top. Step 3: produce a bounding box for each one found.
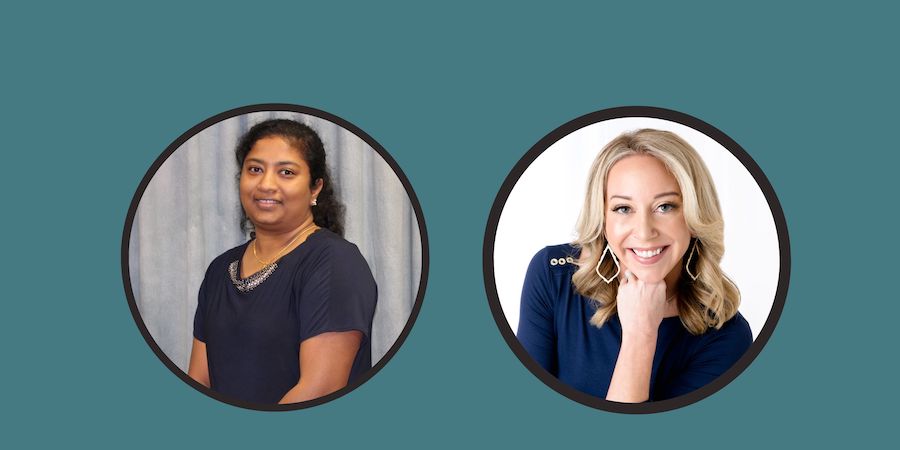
[517,244,751,401]
[193,229,377,404]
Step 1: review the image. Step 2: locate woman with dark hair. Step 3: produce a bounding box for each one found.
[188,119,377,405]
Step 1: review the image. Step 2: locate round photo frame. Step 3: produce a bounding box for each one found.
[122,103,429,411]
[483,106,789,413]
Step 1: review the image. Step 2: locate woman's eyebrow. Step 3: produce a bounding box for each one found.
[608,192,680,201]
[244,158,300,166]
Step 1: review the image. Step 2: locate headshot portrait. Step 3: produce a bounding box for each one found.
[123,104,427,410]
[484,107,789,413]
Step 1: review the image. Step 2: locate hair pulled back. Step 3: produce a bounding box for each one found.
[235,118,345,236]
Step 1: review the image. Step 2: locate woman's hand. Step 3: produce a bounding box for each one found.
[605,270,668,403]
[615,270,669,339]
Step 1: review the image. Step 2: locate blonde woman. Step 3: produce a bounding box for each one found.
[517,129,751,403]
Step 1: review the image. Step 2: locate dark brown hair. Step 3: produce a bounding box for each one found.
[235,119,345,236]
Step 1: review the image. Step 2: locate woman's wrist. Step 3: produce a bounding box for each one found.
[621,326,659,345]
[607,331,657,403]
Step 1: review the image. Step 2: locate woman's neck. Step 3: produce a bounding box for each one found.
[253,218,317,257]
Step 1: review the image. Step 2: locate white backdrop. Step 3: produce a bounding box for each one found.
[494,117,779,339]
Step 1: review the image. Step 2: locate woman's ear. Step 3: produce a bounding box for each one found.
[312,178,324,198]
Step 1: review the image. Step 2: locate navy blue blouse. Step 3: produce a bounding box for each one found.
[193,229,377,404]
[517,244,751,401]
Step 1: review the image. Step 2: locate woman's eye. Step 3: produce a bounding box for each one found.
[280,169,295,176]
[247,166,262,174]
[657,203,677,213]
[612,205,631,214]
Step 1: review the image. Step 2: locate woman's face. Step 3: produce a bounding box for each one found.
[239,136,323,233]
[604,154,691,285]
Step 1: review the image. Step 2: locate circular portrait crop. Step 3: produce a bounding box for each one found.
[484,107,789,413]
[122,104,428,410]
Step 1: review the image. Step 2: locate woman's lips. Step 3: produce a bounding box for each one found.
[628,246,668,265]
[254,198,281,210]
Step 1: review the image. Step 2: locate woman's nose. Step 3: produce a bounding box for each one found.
[633,213,658,240]
[258,171,277,191]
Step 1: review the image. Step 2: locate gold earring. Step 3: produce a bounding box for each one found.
[685,239,700,281]
[595,244,620,284]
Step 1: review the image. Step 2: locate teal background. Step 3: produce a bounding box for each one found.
[2,1,895,447]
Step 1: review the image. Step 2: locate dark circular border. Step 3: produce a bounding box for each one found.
[482,106,790,414]
[121,103,429,412]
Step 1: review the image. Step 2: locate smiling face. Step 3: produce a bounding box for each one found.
[239,136,323,234]
[604,154,692,285]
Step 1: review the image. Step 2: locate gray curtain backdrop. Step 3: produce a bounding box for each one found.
[128,111,421,372]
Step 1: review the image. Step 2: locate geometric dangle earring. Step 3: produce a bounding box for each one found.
[685,238,701,281]
[595,243,621,284]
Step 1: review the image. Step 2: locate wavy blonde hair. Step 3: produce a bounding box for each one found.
[571,129,740,335]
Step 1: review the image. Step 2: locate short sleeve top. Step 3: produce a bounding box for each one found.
[517,244,751,401]
[193,229,378,404]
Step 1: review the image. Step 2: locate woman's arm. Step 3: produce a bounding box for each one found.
[187,338,210,388]
[606,329,658,402]
[605,271,669,403]
[278,330,363,404]
[517,249,559,374]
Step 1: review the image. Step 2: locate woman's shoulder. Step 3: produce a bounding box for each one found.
[293,229,376,296]
[697,311,753,353]
[531,243,580,261]
[296,228,372,276]
[718,311,752,337]
[307,228,365,258]
[528,243,581,272]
